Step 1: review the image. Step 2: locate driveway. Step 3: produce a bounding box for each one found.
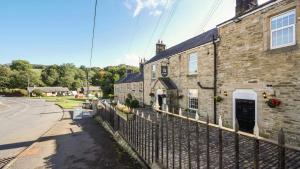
[0,97,62,163]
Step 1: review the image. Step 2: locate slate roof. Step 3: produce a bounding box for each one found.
[27,87,69,93]
[145,28,218,64]
[158,77,177,90]
[115,72,144,84]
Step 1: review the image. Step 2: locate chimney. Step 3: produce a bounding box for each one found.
[156,40,166,55]
[139,58,144,73]
[236,0,258,16]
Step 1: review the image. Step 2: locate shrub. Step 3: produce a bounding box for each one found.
[32,89,44,97]
[0,88,28,97]
[131,99,139,108]
[125,98,131,107]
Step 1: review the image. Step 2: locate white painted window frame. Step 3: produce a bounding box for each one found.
[270,9,296,49]
[188,89,199,113]
[188,53,198,75]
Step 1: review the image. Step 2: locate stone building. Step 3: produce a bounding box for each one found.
[217,0,300,145]
[114,64,144,106]
[143,30,218,121]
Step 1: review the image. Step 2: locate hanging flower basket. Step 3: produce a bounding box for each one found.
[215,96,224,103]
[266,98,281,108]
[149,93,155,97]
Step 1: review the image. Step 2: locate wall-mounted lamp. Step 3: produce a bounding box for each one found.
[263,92,267,99]
[223,91,228,96]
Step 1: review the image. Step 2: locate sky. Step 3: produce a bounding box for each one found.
[0,0,269,67]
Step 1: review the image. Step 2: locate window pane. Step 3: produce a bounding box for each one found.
[272,31,277,47]
[277,18,283,28]
[282,16,289,27]
[271,20,276,30]
[288,27,294,43]
[289,13,295,25]
[282,28,288,44]
[277,29,283,46]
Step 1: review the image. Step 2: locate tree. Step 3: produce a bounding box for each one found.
[41,65,59,86]
[10,60,32,71]
[0,65,12,89]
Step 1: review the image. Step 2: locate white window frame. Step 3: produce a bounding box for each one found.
[188,89,198,113]
[188,53,198,75]
[270,9,296,49]
[151,64,156,79]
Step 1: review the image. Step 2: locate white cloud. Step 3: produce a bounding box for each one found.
[114,53,140,66]
[125,0,174,17]
[149,10,162,16]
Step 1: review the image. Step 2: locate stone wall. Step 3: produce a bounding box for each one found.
[114,81,144,105]
[144,42,215,120]
[217,0,300,146]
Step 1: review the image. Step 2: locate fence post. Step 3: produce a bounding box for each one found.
[206,115,210,169]
[179,116,182,169]
[196,122,200,169]
[161,111,164,164]
[278,128,285,169]
[219,122,223,169]
[172,108,175,169]
[187,113,191,169]
[235,120,240,169]
[166,113,169,169]
[254,138,259,169]
[148,117,151,164]
[155,121,159,163]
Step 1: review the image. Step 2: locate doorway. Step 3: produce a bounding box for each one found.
[235,99,255,133]
[158,95,163,110]
[233,89,258,134]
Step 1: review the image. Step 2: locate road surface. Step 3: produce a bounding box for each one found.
[0,97,62,161]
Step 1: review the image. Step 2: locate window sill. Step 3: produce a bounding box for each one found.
[267,44,298,54]
[187,73,198,77]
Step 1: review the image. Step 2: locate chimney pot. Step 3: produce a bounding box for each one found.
[156,40,166,55]
[236,0,258,16]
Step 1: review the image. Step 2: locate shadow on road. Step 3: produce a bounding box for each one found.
[1,111,142,169]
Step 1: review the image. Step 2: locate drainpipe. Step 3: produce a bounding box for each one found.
[197,35,217,124]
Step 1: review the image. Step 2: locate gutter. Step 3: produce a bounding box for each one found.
[197,35,217,124]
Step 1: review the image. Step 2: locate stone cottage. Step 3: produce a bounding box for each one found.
[114,63,144,106]
[217,0,300,145]
[143,30,218,122]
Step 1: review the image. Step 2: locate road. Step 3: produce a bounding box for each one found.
[0,97,62,160]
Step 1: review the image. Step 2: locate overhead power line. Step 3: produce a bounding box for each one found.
[90,0,98,67]
[142,0,170,57]
[159,0,181,39]
[194,0,222,35]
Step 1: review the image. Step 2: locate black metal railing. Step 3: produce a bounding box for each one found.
[97,102,300,169]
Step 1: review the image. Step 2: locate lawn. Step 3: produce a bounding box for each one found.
[40,96,87,109]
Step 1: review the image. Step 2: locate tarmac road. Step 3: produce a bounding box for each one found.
[0,97,62,160]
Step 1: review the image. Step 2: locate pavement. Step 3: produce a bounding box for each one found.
[0,97,62,161]
[6,108,142,169]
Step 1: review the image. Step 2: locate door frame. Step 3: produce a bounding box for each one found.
[232,89,258,133]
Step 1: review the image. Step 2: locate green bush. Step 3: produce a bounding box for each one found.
[0,88,28,97]
[130,99,139,108]
[125,98,131,107]
[32,89,44,97]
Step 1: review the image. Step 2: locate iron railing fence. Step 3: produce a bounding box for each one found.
[97,102,300,169]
